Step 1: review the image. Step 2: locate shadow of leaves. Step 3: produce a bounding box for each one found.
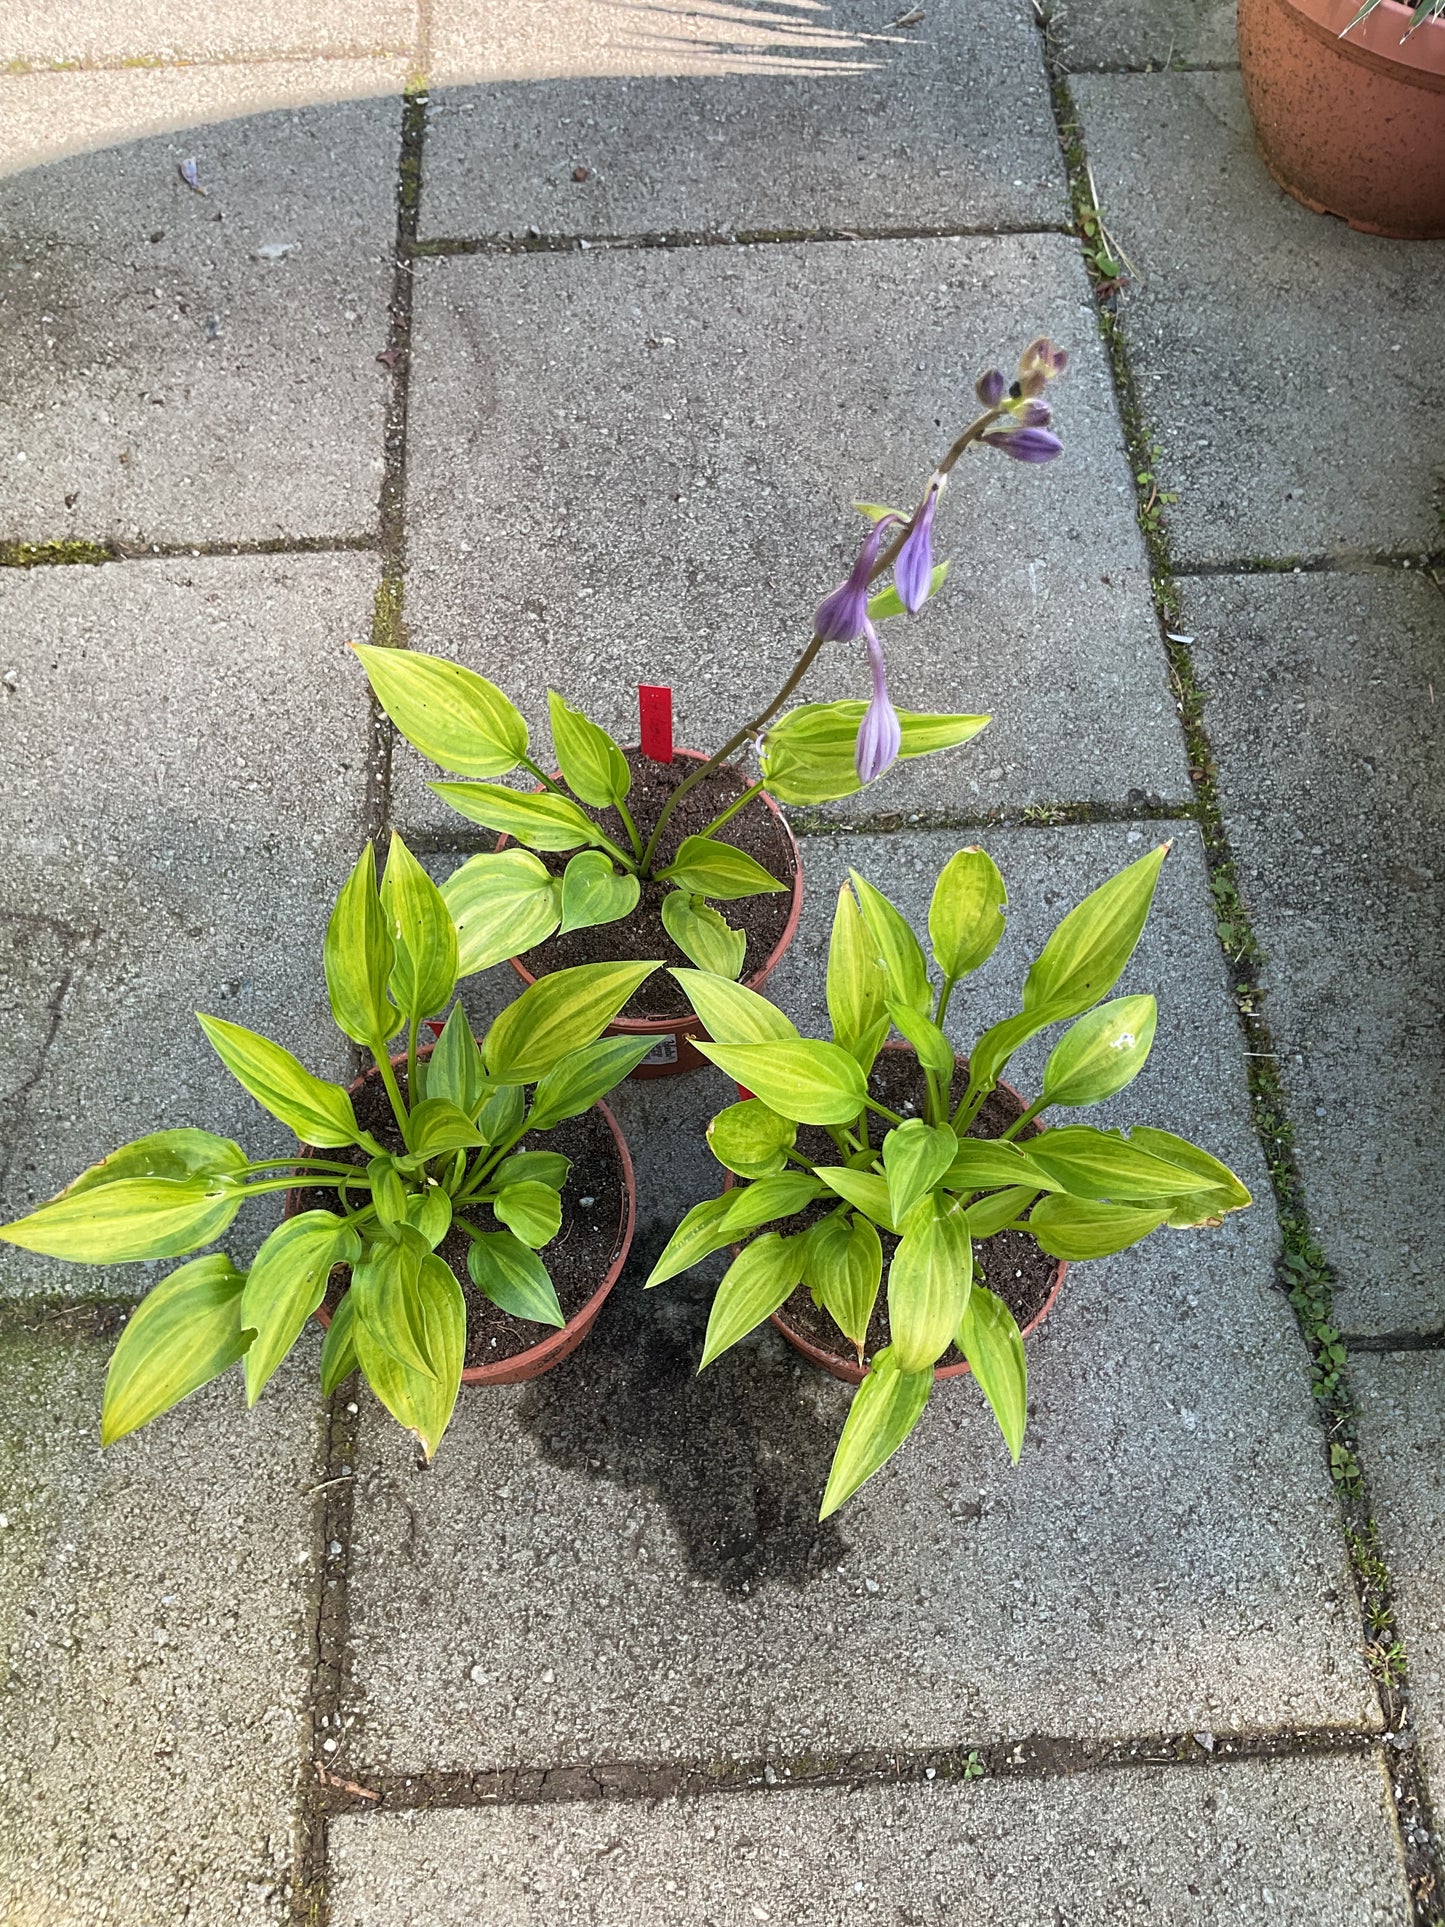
[517,1231,847,1594]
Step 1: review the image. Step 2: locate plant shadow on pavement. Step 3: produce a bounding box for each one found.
[517,1230,846,1592]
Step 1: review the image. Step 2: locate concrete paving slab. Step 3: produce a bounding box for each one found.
[0,100,398,542]
[341,821,1373,1774]
[1072,72,1445,566]
[393,233,1186,835]
[0,552,377,1297]
[1052,0,1237,71]
[0,60,416,181]
[1185,571,1445,1334]
[327,1754,1411,1924]
[421,0,1065,239]
[0,1313,321,1925]
[0,0,417,66]
[1352,1351,1445,1804]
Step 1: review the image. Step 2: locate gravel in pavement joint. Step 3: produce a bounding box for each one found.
[1044,25,1445,1920]
[410,222,1075,260]
[307,1724,1389,1821]
[0,534,382,569]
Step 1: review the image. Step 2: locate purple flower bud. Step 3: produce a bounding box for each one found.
[982,425,1064,465]
[855,623,902,784]
[1017,399,1052,428]
[975,369,1007,408]
[893,489,938,615]
[1019,337,1069,381]
[813,515,900,644]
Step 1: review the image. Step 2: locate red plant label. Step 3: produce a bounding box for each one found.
[638,684,674,762]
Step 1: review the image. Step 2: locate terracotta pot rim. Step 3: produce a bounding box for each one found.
[502,746,805,1036]
[722,1042,1069,1386]
[1274,0,1445,83]
[291,1043,637,1387]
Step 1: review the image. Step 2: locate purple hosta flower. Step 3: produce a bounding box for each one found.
[814,513,901,644]
[1019,337,1069,382]
[975,368,1007,408]
[855,621,902,784]
[981,424,1064,464]
[893,487,939,615]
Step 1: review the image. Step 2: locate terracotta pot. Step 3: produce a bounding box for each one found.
[504,748,804,1080]
[1238,0,1445,238]
[725,1044,1068,1386]
[293,1044,636,1387]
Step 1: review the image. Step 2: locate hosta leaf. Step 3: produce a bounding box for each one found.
[694,1040,867,1126]
[667,969,796,1044]
[706,1099,796,1179]
[431,783,606,853]
[1026,1126,1220,1203]
[1028,1193,1171,1260]
[805,1211,882,1356]
[197,1013,372,1150]
[526,1035,655,1129]
[957,1284,1028,1462]
[887,1191,972,1373]
[819,1345,932,1518]
[699,1233,808,1369]
[466,1229,565,1327]
[354,1254,465,1460]
[483,961,659,1084]
[1,1176,242,1265]
[492,1180,563,1249]
[381,833,459,1030]
[442,849,563,978]
[1024,844,1169,1018]
[928,847,1006,981]
[662,892,747,979]
[559,850,640,935]
[883,1118,957,1226]
[1041,996,1157,1109]
[850,871,932,1016]
[100,1254,251,1446]
[547,690,632,810]
[828,882,889,1066]
[645,1193,737,1288]
[241,1210,360,1404]
[325,841,397,1049]
[813,1166,896,1232]
[658,836,786,901]
[352,642,528,778]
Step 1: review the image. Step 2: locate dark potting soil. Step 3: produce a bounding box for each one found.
[516,749,797,1019]
[302,1051,629,1370]
[770,1050,1059,1370]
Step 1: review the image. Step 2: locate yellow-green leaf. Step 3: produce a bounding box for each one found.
[101,1255,251,1446]
[352,643,527,778]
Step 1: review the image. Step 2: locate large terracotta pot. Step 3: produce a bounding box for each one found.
[1238,0,1445,238]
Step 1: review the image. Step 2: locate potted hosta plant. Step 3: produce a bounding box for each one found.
[0,836,658,1459]
[645,843,1251,1517]
[354,338,1070,1078]
[1238,0,1445,237]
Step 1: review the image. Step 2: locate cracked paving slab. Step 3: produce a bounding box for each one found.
[339,823,1374,1774]
[1071,71,1445,565]
[392,232,1186,834]
[325,1754,1411,1924]
[421,0,1065,239]
[1183,570,1445,1334]
[0,552,377,1298]
[0,99,398,544]
[0,1314,322,1925]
